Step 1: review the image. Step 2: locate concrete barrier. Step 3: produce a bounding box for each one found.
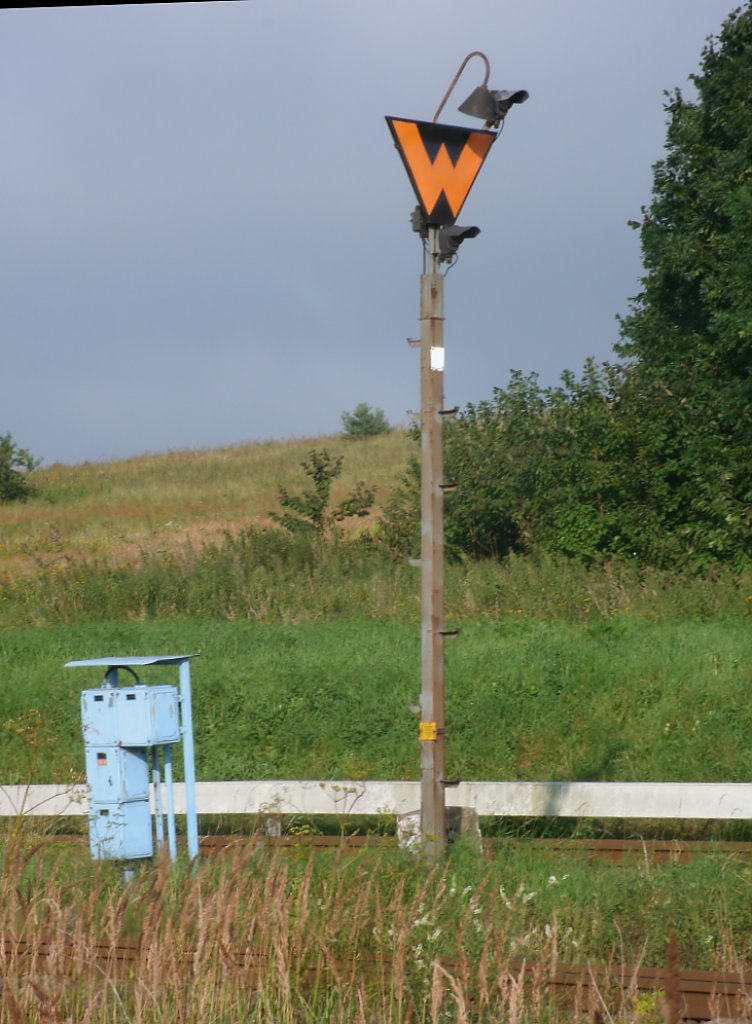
[2,779,752,820]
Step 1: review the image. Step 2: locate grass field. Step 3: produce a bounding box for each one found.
[3,616,752,792]
[3,435,752,1020]
[0,432,414,580]
[1,437,752,790]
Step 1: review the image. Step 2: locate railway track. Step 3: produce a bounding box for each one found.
[233,834,752,863]
[32,832,752,862]
[1,934,748,1020]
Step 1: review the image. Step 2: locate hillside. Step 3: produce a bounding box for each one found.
[0,431,414,580]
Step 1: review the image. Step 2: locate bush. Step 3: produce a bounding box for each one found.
[341,403,391,440]
[0,433,40,503]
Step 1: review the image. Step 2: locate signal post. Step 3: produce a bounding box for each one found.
[387,54,527,858]
[418,228,447,861]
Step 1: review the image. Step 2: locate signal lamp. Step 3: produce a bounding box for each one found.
[436,224,480,262]
[458,86,529,129]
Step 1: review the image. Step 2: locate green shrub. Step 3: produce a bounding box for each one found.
[0,433,40,503]
[341,403,391,440]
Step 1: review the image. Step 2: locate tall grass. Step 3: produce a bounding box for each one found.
[1,833,751,1022]
[2,527,752,629]
[0,432,414,578]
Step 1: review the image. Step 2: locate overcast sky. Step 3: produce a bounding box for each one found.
[1,0,737,466]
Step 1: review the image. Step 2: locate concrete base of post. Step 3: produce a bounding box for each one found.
[396,810,422,851]
[446,806,482,852]
[396,806,482,853]
[263,815,282,837]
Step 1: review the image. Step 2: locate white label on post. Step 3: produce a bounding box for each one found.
[430,347,445,372]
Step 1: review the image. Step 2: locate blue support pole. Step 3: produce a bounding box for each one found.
[164,745,177,862]
[179,658,200,861]
[152,746,165,850]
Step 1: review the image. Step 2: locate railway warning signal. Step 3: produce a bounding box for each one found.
[387,52,527,861]
[386,117,495,226]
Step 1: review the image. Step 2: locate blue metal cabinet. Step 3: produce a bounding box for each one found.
[88,801,154,860]
[84,746,150,803]
[68,655,199,865]
[81,685,180,747]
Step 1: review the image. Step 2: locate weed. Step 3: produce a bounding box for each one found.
[0,839,749,1022]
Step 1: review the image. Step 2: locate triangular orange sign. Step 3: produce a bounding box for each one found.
[386,117,496,226]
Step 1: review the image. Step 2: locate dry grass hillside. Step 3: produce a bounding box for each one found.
[0,431,414,579]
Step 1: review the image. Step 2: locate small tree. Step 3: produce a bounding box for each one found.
[0,433,40,503]
[341,403,391,440]
[272,448,375,536]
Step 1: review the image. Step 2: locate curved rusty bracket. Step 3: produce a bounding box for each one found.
[433,51,491,123]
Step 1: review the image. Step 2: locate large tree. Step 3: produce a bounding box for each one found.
[617,3,752,566]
